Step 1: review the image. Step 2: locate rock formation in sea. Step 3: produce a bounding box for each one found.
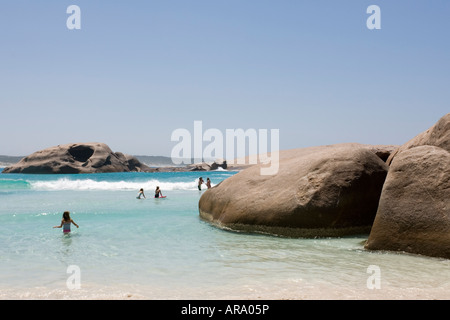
[186,160,229,171]
[199,143,391,237]
[1,142,152,174]
[365,113,450,259]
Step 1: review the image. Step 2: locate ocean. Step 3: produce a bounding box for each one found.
[0,169,449,300]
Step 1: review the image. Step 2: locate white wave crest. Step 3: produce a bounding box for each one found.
[30,178,202,191]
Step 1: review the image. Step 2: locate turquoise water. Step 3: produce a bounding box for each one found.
[0,169,449,299]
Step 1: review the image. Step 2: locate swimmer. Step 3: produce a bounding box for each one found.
[137,188,146,199]
[155,186,163,198]
[53,211,79,234]
[198,177,204,190]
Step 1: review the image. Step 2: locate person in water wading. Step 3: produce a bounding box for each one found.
[137,188,146,199]
[54,211,79,234]
[155,186,163,198]
[198,177,204,190]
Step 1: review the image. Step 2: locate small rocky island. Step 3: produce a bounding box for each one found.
[1,142,152,174]
[1,142,233,174]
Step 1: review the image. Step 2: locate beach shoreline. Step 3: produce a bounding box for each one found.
[2,279,449,300]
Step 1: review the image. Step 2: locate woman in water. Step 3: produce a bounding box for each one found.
[54,211,79,234]
[155,186,163,198]
[198,177,204,190]
[206,178,212,189]
[137,188,146,199]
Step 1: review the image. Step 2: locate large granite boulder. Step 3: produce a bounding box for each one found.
[199,143,389,237]
[365,114,450,258]
[1,142,151,174]
[386,113,450,165]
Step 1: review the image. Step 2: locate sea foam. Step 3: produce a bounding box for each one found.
[30,178,203,191]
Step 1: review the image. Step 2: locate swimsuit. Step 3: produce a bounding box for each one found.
[63,222,71,233]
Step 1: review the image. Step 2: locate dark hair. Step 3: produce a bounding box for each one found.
[63,211,71,222]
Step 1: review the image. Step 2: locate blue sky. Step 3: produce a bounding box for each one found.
[0,1,449,156]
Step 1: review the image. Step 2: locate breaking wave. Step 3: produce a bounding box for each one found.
[30,178,203,191]
[0,179,32,190]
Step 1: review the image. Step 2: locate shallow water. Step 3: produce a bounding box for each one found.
[0,170,449,299]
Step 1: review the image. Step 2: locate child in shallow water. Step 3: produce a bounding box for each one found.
[53,211,79,234]
[154,186,163,198]
[137,188,146,199]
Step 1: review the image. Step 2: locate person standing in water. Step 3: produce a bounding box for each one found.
[155,186,163,198]
[54,211,79,234]
[198,177,204,190]
[137,188,146,199]
[206,178,212,189]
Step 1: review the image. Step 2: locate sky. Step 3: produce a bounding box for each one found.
[0,0,449,157]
